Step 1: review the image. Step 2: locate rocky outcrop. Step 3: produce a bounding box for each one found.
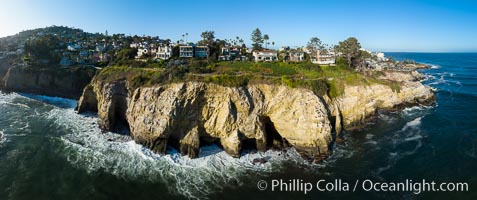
[1,65,96,99]
[79,81,333,159]
[326,71,435,130]
[77,70,435,160]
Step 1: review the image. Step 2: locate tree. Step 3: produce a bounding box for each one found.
[200,31,215,45]
[200,30,215,61]
[251,28,264,50]
[24,35,61,65]
[307,37,325,57]
[263,34,269,49]
[272,41,275,48]
[335,37,361,68]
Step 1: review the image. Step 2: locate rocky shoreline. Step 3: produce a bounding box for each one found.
[76,69,435,161]
[0,63,96,99]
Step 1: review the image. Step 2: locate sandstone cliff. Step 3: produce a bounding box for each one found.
[1,65,96,99]
[325,71,435,131]
[78,81,333,159]
[77,70,435,160]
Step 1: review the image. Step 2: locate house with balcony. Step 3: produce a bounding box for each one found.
[218,47,246,61]
[194,46,208,58]
[252,50,277,62]
[156,45,172,60]
[179,45,194,58]
[179,45,208,58]
[283,51,306,62]
[311,50,335,65]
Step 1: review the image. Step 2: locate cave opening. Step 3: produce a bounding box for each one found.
[262,116,289,150]
[241,137,258,151]
[111,95,130,135]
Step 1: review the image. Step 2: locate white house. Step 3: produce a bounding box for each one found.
[156,45,172,60]
[136,48,149,59]
[253,50,278,62]
[311,50,335,65]
[67,44,81,51]
[376,52,388,61]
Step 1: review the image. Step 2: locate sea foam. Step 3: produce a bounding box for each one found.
[45,104,310,199]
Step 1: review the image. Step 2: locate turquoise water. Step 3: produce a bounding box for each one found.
[0,53,476,199]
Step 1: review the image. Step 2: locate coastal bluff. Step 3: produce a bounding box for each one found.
[77,70,435,160]
[0,63,96,99]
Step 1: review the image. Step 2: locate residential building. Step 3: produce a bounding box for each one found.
[279,46,290,52]
[179,45,194,58]
[67,44,81,51]
[136,48,149,59]
[252,50,278,62]
[284,51,306,62]
[218,47,245,61]
[179,45,209,58]
[375,52,388,61]
[194,46,208,58]
[311,50,335,65]
[100,52,110,62]
[156,45,172,60]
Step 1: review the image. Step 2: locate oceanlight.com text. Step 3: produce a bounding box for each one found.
[257,179,469,194]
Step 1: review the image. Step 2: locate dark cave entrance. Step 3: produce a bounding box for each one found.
[111,95,130,135]
[242,136,258,151]
[262,116,289,150]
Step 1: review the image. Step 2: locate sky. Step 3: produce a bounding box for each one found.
[1,0,476,52]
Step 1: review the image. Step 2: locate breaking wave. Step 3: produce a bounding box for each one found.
[376,116,425,175]
[41,103,309,199]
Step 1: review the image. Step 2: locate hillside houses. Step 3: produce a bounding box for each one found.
[156,45,172,60]
[283,51,306,62]
[218,47,247,61]
[311,50,336,65]
[252,50,278,62]
[179,44,208,58]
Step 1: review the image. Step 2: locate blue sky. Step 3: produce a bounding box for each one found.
[1,0,476,52]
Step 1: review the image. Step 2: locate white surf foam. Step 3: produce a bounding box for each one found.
[430,65,440,69]
[0,130,5,146]
[377,117,425,175]
[46,105,311,199]
[401,117,422,132]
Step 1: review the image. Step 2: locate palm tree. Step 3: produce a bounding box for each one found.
[272,41,275,49]
[263,34,269,49]
[181,34,185,44]
[185,33,188,44]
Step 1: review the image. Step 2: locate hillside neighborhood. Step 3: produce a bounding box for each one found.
[0,26,397,71]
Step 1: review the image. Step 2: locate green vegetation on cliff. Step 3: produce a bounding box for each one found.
[95,59,400,98]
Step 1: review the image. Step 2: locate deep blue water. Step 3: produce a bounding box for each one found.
[0,53,476,200]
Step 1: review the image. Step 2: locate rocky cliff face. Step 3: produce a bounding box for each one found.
[325,71,435,130]
[78,81,333,159]
[1,65,96,99]
[77,71,435,160]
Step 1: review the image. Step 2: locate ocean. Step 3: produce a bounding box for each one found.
[0,53,476,200]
